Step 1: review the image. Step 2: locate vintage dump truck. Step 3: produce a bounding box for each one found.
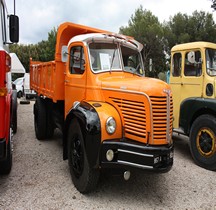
[0,0,19,174]
[30,22,173,193]
[170,41,216,170]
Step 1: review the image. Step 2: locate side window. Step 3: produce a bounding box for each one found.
[69,46,85,74]
[184,50,202,77]
[172,53,182,77]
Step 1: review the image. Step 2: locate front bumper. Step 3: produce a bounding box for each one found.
[0,138,6,160]
[100,139,173,172]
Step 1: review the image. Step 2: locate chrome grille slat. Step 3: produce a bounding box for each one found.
[110,97,146,139]
[109,94,173,143]
[150,96,173,141]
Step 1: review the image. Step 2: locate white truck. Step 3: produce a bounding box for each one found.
[23,73,36,99]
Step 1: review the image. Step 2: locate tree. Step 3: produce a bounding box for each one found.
[211,0,216,10]
[119,6,166,77]
[163,11,216,53]
[36,27,57,61]
[9,27,57,72]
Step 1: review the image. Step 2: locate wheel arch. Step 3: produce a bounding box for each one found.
[180,97,216,135]
[63,101,123,169]
[63,101,101,169]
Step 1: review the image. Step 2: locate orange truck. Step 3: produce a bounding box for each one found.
[30,22,173,193]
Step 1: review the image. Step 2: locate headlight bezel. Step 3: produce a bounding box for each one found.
[106,116,116,134]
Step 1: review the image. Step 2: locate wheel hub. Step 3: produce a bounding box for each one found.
[196,128,216,157]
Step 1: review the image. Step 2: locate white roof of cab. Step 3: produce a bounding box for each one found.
[68,33,143,51]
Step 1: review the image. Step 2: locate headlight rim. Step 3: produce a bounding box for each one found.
[106,116,116,134]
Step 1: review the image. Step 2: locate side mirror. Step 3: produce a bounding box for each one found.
[9,15,19,43]
[61,45,68,62]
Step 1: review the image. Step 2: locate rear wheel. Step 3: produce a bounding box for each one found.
[45,100,54,138]
[0,129,12,175]
[189,114,216,171]
[67,119,100,193]
[34,96,47,140]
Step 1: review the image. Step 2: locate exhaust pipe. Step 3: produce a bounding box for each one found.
[123,171,131,181]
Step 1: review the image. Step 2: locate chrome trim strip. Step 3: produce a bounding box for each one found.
[164,90,171,143]
[118,149,154,157]
[117,160,154,169]
[102,87,153,142]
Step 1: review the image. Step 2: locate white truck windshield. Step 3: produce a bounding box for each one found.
[89,42,144,76]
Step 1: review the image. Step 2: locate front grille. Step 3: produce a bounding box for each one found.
[109,94,173,144]
[110,97,146,140]
[150,96,173,141]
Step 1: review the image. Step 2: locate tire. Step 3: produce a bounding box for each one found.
[11,90,17,134]
[34,96,47,140]
[0,129,12,175]
[20,100,30,105]
[67,118,100,193]
[45,100,54,139]
[17,91,22,98]
[189,114,216,171]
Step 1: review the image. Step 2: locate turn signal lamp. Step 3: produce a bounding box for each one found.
[0,87,7,96]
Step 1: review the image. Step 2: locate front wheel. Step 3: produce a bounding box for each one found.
[189,114,216,171]
[67,119,100,193]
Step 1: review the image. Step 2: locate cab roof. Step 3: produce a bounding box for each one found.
[171,41,216,52]
[67,33,143,51]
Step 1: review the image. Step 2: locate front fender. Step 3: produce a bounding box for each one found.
[63,101,101,168]
[63,101,122,168]
[180,97,216,135]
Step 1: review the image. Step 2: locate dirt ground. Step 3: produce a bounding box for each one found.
[0,100,216,210]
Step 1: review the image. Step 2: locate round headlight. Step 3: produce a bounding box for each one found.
[106,117,116,134]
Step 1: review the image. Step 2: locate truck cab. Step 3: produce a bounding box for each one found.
[0,0,19,174]
[170,41,216,170]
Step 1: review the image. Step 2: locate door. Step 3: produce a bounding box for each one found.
[65,44,87,116]
[170,50,203,128]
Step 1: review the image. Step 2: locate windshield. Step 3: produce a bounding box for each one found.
[206,48,216,76]
[89,43,121,71]
[89,42,144,76]
[121,45,144,75]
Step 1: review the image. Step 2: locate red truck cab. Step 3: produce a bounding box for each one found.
[0,0,19,174]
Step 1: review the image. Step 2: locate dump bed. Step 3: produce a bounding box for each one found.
[30,22,108,102]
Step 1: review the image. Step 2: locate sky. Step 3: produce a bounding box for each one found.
[6,0,215,45]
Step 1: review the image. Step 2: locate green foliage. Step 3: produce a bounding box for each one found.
[164,11,216,52]
[120,6,166,77]
[120,6,216,77]
[211,0,216,10]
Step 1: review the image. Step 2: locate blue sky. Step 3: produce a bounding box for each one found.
[6,0,215,44]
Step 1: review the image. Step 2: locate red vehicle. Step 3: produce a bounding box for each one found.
[0,0,19,174]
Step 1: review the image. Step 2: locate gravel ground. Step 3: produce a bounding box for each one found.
[0,100,216,210]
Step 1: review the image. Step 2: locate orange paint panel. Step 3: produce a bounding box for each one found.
[88,102,122,142]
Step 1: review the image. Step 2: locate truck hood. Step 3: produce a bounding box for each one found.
[100,73,171,96]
